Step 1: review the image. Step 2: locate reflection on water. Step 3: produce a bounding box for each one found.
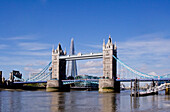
[131,97,140,109]
[0,90,170,112]
[99,93,118,112]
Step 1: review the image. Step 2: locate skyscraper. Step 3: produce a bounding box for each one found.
[67,38,77,78]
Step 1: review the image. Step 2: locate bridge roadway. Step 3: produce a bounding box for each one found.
[14,78,170,84]
[59,52,103,60]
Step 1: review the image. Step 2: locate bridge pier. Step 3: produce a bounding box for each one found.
[46,80,69,92]
[99,79,120,92]
[46,80,62,92]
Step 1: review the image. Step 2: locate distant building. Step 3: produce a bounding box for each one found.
[67,38,78,78]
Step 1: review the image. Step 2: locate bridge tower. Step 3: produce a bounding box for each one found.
[103,35,117,79]
[46,43,68,92]
[99,35,120,92]
[51,43,66,80]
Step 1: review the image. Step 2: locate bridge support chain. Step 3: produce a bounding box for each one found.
[98,79,120,93]
[46,80,70,92]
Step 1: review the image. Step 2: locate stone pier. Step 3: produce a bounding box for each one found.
[99,79,120,92]
[46,80,63,92]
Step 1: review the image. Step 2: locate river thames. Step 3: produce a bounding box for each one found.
[0,90,170,112]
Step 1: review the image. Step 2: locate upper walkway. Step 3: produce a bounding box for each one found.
[59,53,103,60]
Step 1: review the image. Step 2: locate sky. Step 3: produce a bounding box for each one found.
[0,0,170,79]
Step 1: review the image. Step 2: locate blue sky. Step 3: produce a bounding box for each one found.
[0,0,170,79]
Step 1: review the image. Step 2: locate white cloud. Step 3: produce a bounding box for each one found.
[0,35,37,40]
[0,56,50,66]
[79,67,103,75]
[24,67,43,77]
[8,51,51,56]
[24,67,42,72]
[79,60,102,68]
[118,38,170,55]
[78,60,103,76]
[18,42,51,50]
[0,44,8,49]
[117,35,170,75]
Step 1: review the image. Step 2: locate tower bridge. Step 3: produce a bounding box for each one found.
[45,35,119,92]
[16,35,170,92]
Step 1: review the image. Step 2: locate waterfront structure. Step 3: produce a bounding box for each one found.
[26,35,169,92]
[48,36,120,92]
[67,38,77,78]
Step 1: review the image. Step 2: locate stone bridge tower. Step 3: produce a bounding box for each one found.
[103,35,117,79]
[99,35,120,92]
[52,43,67,80]
[47,43,67,92]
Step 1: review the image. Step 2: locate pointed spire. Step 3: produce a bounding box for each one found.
[108,34,112,44]
[103,39,105,46]
[71,38,74,42]
[70,38,75,55]
[64,48,67,55]
[114,41,117,50]
[103,39,105,49]
[52,45,54,52]
[109,34,111,39]
[57,43,62,51]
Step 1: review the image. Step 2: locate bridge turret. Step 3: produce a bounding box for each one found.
[52,45,55,53]
[52,43,66,80]
[108,35,113,44]
[105,35,113,49]
[64,48,67,55]
[56,43,64,55]
[99,35,120,93]
[114,41,117,50]
[103,35,117,79]
[103,39,105,49]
